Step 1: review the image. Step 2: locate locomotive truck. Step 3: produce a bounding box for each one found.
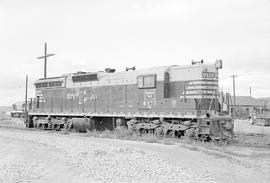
[25,60,234,140]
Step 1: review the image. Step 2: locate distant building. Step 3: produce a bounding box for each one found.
[0,106,12,113]
[232,96,263,118]
[257,98,270,112]
[12,101,24,111]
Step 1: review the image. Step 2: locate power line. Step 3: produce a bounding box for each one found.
[25,75,28,112]
[219,72,270,81]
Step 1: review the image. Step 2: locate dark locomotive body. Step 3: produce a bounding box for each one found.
[26,61,233,140]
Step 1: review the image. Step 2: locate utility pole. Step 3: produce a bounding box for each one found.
[230,75,238,116]
[37,43,55,78]
[249,86,252,97]
[25,75,28,112]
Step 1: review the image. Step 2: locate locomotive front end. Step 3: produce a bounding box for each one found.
[193,60,234,141]
[198,115,234,141]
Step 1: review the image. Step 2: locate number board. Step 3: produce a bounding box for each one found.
[143,89,156,108]
[202,72,216,78]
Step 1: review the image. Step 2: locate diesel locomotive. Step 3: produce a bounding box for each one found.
[25,60,234,140]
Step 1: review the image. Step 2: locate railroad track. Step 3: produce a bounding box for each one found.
[229,143,270,149]
[2,124,270,150]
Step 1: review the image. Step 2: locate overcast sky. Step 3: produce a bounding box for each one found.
[0,0,270,106]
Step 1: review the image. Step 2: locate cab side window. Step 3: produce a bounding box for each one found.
[137,75,156,89]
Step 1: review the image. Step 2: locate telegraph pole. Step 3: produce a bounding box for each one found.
[249,86,252,97]
[37,43,55,78]
[25,75,28,112]
[230,75,238,116]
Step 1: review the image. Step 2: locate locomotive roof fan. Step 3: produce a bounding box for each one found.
[126,66,136,71]
[105,68,116,73]
[192,60,204,65]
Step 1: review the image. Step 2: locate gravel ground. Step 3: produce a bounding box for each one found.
[1,118,270,183]
[0,128,215,183]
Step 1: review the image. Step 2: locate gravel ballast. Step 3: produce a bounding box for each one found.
[0,129,215,183]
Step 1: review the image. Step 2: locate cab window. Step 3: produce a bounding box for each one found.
[137,75,156,88]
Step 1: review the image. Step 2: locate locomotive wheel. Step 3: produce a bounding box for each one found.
[199,135,211,142]
[175,131,184,138]
[262,119,266,126]
[213,138,228,145]
[37,123,42,129]
[55,125,61,131]
[150,129,156,135]
[166,130,175,137]
[41,124,46,130]
[139,128,146,134]
[48,123,52,129]
[154,127,163,136]
[64,123,69,130]
[205,136,212,142]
